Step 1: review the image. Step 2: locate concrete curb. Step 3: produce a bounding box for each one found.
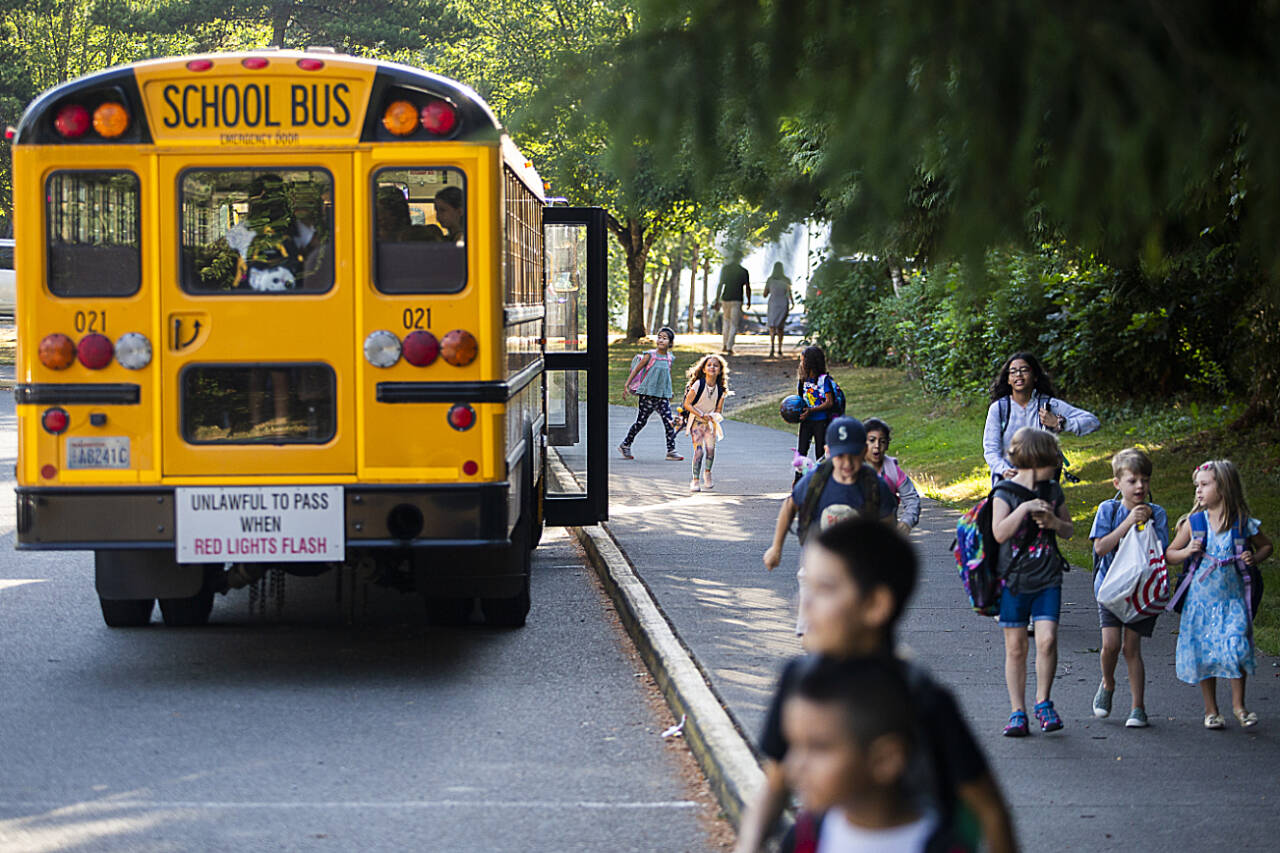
[566,514,764,825]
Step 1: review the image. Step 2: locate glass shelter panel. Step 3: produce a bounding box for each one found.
[546,368,588,496]
[544,224,588,353]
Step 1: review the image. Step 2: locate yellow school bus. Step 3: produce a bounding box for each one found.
[11,49,607,628]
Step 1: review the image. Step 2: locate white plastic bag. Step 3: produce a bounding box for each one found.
[1097,522,1170,622]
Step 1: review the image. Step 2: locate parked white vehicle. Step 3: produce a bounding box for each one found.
[0,238,14,316]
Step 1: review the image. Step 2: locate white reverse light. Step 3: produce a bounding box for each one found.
[114,332,152,370]
[363,330,402,368]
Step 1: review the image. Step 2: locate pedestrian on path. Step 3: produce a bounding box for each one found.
[619,327,684,461]
[992,428,1074,737]
[764,261,793,358]
[1165,460,1272,730]
[983,351,1098,486]
[681,354,728,492]
[1089,448,1169,729]
[794,346,837,483]
[717,254,751,355]
[863,417,921,534]
[737,519,1016,853]
[779,658,934,853]
[763,417,896,635]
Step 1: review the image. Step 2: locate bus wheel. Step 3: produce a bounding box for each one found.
[481,513,532,628]
[423,596,472,626]
[99,597,154,628]
[158,588,214,627]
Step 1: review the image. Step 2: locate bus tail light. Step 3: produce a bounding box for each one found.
[42,408,69,435]
[242,57,270,70]
[92,102,130,138]
[41,465,57,480]
[402,330,439,367]
[447,404,476,431]
[420,100,458,136]
[440,330,478,367]
[39,334,76,370]
[77,333,114,369]
[114,332,152,370]
[297,58,325,72]
[54,104,91,139]
[382,100,419,137]
[462,460,478,476]
[187,59,214,72]
[363,330,402,368]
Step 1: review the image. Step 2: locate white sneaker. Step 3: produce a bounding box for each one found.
[689,479,701,492]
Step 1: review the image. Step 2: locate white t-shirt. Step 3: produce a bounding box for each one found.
[817,809,937,853]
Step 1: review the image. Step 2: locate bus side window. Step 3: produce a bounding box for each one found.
[45,171,141,298]
[373,168,466,294]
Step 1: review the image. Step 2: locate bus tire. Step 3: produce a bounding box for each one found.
[481,511,532,628]
[158,589,214,627]
[99,597,154,628]
[423,595,472,627]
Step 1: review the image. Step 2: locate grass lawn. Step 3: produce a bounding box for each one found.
[731,366,1280,653]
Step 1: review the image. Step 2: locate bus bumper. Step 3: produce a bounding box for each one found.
[13,483,514,551]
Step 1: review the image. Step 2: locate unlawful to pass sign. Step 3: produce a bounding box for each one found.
[175,486,344,563]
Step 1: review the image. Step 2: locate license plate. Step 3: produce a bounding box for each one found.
[65,436,131,469]
[175,485,344,563]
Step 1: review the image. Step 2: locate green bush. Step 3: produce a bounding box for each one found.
[805,257,896,365]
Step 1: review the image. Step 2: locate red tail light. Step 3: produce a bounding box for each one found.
[420,100,458,135]
[462,460,479,476]
[55,104,90,139]
[402,330,440,367]
[448,404,476,431]
[42,408,69,434]
[187,59,214,72]
[77,333,114,369]
[297,58,325,72]
[242,57,270,70]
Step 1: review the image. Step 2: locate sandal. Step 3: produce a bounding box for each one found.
[1234,708,1259,728]
[1034,700,1063,732]
[1204,713,1226,730]
[1002,710,1029,738]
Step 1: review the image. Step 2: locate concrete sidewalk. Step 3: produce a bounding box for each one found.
[601,404,1280,852]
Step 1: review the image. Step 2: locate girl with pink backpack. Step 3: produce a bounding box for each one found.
[863,418,920,534]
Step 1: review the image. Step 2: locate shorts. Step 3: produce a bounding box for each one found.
[998,585,1062,628]
[1098,605,1158,638]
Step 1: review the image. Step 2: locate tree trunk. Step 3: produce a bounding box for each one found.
[686,242,700,333]
[667,234,686,330]
[607,216,658,341]
[650,271,669,334]
[700,256,711,332]
[889,263,905,297]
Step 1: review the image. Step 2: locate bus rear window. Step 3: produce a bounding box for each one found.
[181,364,336,444]
[374,168,466,294]
[46,171,141,297]
[181,169,333,294]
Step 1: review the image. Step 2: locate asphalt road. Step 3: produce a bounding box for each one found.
[0,394,723,852]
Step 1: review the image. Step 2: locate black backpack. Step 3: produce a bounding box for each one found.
[795,460,881,544]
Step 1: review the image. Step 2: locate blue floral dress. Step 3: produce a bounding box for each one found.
[1175,517,1260,683]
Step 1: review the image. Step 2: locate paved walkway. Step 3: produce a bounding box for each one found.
[604,404,1280,852]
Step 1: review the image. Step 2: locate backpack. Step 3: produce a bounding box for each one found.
[1167,512,1262,619]
[795,460,881,544]
[626,350,657,393]
[819,373,846,417]
[951,481,1024,616]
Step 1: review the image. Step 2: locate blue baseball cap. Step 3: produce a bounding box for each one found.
[825,417,867,457]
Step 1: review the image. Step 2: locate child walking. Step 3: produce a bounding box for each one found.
[991,427,1074,737]
[794,346,836,483]
[618,327,683,461]
[682,354,728,492]
[863,418,921,534]
[1166,460,1273,729]
[1089,448,1169,728]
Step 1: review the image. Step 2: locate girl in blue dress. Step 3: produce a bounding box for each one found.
[1166,460,1273,729]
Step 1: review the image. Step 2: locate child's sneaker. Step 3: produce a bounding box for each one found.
[1034,700,1063,732]
[617,443,633,460]
[665,451,684,461]
[1092,682,1114,718]
[689,479,701,492]
[701,472,714,490]
[1125,707,1149,728]
[1002,710,1029,738]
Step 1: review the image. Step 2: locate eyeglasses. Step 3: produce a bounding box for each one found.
[1007,367,1033,376]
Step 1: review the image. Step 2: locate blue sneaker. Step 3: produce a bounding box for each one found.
[1003,710,1029,738]
[1126,707,1149,728]
[1035,700,1063,732]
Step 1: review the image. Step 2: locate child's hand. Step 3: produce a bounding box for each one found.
[763,545,782,571]
[1128,504,1153,526]
[1243,549,1258,567]
[1187,537,1205,557]
[798,407,810,420]
[896,520,912,535]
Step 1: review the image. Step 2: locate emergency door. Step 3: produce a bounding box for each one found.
[542,206,607,526]
[159,156,356,477]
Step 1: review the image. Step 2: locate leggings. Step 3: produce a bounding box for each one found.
[623,394,677,452]
[690,421,718,478]
[797,418,828,460]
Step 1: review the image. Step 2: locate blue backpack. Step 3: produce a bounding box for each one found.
[1167,512,1262,619]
